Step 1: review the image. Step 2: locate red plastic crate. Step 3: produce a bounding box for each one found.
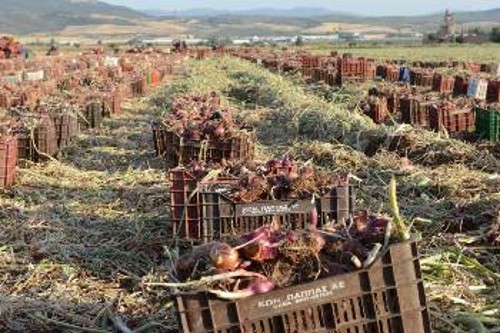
[383,65,399,82]
[175,239,432,333]
[429,106,475,134]
[14,114,58,163]
[432,74,455,94]
[400,97,435,128]
[410,70,434,87]
[339,58,367,76]
[367,98,389,124]
[0,135,18,187]
[301,67,313,78]
[487,80,500,103]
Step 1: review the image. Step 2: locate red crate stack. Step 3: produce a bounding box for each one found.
[429,103,475,133]
[432,74,455,94]
[487,80,500,103]
[0,135,18,187]
[454,75,468,95]
[383,65,400,82]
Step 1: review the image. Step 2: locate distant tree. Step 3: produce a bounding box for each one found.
[471,27,486,35]
[97,40,102,45]
[425,33,438,43]
[455,34,465,43]
[207,35,232,48]
[491,26,500,43]
[295,35,304,46]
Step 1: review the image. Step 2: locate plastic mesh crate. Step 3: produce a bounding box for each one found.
[50,113,79,149]
[0,135,18,187]
[162,127,256,167]
[432,74,455,94]
[170,168,355,242]
[400,98,435,128]
[429,107,475,134]
[475,107,500,142]
[175,239,432,333]
[487,80,499,103]
[410,70,434,87]
[453,76,468,96]
[15,115,58,163]
[80,101,104,130]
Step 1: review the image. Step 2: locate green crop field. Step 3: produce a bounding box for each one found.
[305,43,500,62]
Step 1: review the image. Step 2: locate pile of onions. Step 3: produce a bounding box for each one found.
[172,208,394,301]
[164,92,240,140]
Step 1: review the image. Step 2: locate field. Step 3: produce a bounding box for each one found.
[307,43,500,62]
[1,45,499,333]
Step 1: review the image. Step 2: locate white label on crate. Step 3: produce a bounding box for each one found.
[241,203,301,216]
[257,281,346,310]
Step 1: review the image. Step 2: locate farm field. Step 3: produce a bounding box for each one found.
[1,46,499,333]
[307,43,500,62]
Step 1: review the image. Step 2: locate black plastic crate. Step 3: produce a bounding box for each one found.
[170,168,355,242]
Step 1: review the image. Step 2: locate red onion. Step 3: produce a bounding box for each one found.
[247,174,261,188]
[281,154,293,168]
[250,278,275,294]
[213,124,225,138]
[309,231,326,253]
[300,165,314,179]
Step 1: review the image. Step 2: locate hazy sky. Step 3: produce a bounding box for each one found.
[104,0,500,15]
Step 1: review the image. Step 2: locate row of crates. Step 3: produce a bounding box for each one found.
[399,97,499,140]
[171,53,432,333]
[0,87,132,188]
[378,64,499,102]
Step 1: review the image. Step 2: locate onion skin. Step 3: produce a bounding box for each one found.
[210,243,240,271]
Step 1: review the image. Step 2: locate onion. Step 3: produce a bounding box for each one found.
[247,174,261,188]
[238,227,278,262]
[250,278,275,294]
[281,154,293,168]
[213,124,225,137]
[310,195,318,230]
[209,243,240,271]
[285,230,299,242]
[309,231,326,253]
[300,165,314,179]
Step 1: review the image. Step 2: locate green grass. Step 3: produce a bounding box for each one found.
[304,43,500,62]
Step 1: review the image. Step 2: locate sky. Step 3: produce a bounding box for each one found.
[103,0,500,16]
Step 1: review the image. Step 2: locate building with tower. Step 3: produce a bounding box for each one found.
[438,9,455,42]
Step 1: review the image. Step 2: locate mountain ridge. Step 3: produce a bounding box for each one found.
[0,1,498,37]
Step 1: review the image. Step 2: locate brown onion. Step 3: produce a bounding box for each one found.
[209,243,240,271]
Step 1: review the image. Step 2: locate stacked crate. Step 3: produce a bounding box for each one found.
[432,74,455,94]
[400,96,436,128]
[475,107,500,142]
[0,135,18,187]
[169,167,355,243]
[429,102,475,134]
[487,80,499,103]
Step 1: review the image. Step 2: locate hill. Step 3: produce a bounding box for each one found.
[0,1,498,39]
[0,0,148,34]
